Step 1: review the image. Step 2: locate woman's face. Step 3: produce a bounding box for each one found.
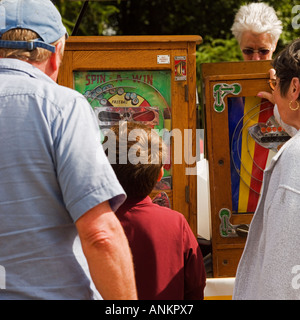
[240,31,275,61]
[273,76,300,130]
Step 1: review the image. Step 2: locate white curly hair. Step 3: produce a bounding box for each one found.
[231,2,282,45]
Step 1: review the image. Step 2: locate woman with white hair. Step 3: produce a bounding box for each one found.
[231,2,282,60]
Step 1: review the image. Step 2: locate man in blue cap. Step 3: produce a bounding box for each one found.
[0,0,137,300]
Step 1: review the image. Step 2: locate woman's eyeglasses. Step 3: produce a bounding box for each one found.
[242,48,270,56]
[268,79,277,91]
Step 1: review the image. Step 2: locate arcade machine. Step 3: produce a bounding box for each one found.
[58,35,202,236]
[201,60,290,278]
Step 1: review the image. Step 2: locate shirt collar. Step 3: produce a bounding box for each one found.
[116,196,152,215]
[0,58,55,85]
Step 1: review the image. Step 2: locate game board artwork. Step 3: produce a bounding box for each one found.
[73,70,172,190]
[74,71,171,129]
[228,96,290,213]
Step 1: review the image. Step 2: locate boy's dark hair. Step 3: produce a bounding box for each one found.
[104,121,167,199]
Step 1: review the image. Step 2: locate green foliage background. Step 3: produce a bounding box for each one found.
[55,0,300,62]
[55,0,300,98]
[54,0,300,127]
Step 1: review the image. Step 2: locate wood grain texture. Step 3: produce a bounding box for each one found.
[202,61,273,277]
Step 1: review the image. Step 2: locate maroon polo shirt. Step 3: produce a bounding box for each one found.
[116,196,206,300]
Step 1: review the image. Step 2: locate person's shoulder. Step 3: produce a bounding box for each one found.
[54,83,85,100]
[151,201,187,221]
[125,196,188,223]
[282,132,300,158]
[43,81,89,109]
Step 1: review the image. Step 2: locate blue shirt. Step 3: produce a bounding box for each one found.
[0,59,126,299]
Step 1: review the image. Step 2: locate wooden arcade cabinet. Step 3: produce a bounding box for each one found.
[58,35,202,235]
[201,60,286,277]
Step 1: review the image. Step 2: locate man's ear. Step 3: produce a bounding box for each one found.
[50,41,63,71]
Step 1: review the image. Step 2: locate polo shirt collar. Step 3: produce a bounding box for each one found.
[0,58,55,84]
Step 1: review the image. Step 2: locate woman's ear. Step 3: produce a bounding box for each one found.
[290,77,300,100]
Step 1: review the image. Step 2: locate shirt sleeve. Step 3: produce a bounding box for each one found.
[51,95,126,222]
[258,185,300,299]
[183,219,206,300]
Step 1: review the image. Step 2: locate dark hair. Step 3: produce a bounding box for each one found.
[272,38,300,98]
[103,122,166,199]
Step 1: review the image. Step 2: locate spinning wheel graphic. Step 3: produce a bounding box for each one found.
[82,76,171,131]
[231,101,272,194]
[229,98,290,212]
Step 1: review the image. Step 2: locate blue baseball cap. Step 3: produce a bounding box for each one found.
[0,0,68,53]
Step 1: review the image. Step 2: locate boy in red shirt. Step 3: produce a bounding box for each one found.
[105,122,206,300]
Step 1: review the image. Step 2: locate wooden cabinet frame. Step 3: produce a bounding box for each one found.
[58,35,202,235]
[202,60,274,276]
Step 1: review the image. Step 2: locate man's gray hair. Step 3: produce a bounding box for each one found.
[231,2,283,46]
